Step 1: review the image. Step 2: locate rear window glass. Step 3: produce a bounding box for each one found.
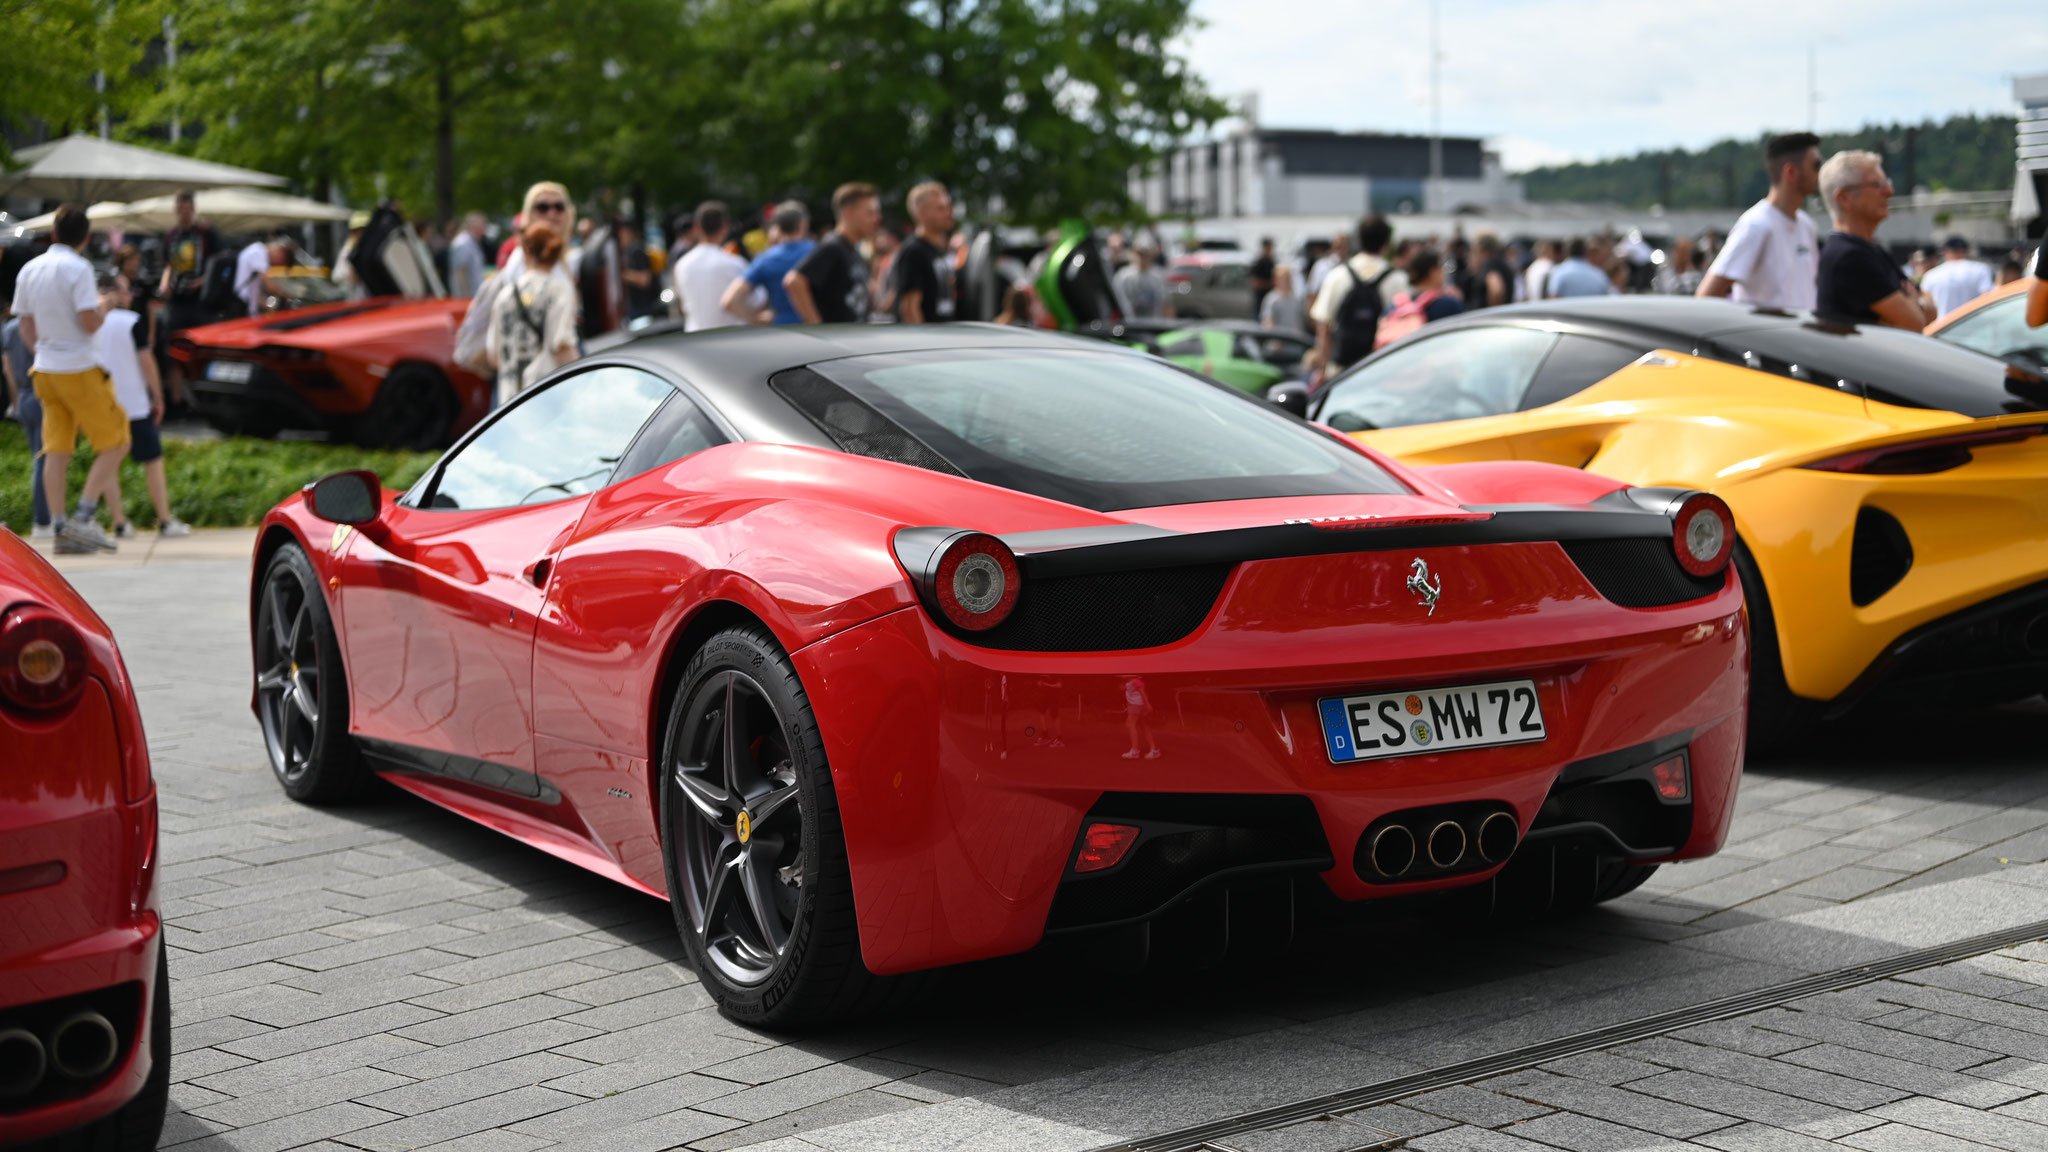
[792,348,1405,511]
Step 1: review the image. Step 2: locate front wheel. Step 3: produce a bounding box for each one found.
[255,544,365,803]
[659,625,908,1027]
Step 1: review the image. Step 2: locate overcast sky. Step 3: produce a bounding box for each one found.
[1183,0,2048,172]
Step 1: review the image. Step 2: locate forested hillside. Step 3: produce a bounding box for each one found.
[1523,114,2015,207]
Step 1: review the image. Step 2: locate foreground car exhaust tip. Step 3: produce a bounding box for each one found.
[1368,825,1417,877]
[1477,811,1520,864]
[49,1011,118,1080]
[1426,821,1468,869]
[0,1028,45,1096]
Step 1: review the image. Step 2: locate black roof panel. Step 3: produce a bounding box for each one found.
[1431,299,2047,417]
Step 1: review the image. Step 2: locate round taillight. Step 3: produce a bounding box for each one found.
[0,605,90,711]
[933,533,1021,631]
[1671,493,1734,577]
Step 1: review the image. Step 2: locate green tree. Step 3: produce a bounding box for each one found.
[1524,114,2018,209]
[0,0,168,163]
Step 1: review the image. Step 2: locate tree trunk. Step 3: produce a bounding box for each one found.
[435,63,456,224]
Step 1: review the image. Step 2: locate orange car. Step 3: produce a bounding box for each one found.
[170,209,493,450]
[1927,274,2046,373]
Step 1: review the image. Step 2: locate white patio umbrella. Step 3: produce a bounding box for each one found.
[13,188,352,235]
[0,134,284,204]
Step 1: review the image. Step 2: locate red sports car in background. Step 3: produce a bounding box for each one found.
[171,208,493,450]
[0,537,168,1149]
[252,324,1747,1027]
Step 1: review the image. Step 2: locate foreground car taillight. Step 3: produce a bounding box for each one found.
[1800,426,2044,475]
[933,533,1021,631]
[0,604,89,711]
[1671,493,1734,577]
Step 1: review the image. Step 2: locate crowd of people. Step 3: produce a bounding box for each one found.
[1116,131,2037,383]
[5,140,2041,549]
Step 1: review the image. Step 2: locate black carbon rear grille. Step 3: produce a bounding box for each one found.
[965,564,1232,652]
[1850,506,1913,607]
[1562,537,1720,608]
[1046,793,1331,932]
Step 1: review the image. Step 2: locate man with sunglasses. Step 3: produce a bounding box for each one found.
[1815,151,1935,330]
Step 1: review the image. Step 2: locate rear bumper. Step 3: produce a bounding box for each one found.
[798,546,1747,975]
[1830,575,2048,712]
[0,681,162,1143]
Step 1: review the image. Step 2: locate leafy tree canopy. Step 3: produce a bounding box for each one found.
[7,0,1224,227]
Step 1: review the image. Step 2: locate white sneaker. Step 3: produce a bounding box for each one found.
[57,519,118,552]
[114,522,137,539]
[159,518,193,537]
[28,523,55,541]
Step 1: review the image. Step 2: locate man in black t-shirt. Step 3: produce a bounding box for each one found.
[892,182,957,323]
[787,183,879,324]
[1814,150,1935,329]
[156,190,222,335]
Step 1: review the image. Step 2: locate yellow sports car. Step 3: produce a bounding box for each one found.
[1305,297,2048,745]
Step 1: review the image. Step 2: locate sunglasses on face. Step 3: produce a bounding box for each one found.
[533,201,568,214]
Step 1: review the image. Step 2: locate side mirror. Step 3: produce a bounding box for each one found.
[305,470,383,525]
[1266,381,1310,418]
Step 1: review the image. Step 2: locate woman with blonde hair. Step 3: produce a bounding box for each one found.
[455,181,578,373]
[486,222,579,405]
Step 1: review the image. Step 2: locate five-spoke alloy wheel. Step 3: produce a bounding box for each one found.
[670,669,806,987]
[255,544,364,802]
[660,624,898,1026]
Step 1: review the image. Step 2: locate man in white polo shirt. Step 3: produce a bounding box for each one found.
[16,204,127,553]
[1699,132,1822,311]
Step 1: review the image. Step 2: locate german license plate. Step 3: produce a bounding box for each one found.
[206,360,254,384]
[1317,678,1546,762]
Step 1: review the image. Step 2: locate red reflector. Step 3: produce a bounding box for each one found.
[1651,756,1689,802]
[0,861,67,897]
[1074,823,1141,873]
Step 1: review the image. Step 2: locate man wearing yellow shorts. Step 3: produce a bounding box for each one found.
[17,204,127,552]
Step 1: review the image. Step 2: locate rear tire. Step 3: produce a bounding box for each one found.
[659,625,920,1027]
[1734,543,1825,754]
[357,364,458,451]
[255,543,366,803]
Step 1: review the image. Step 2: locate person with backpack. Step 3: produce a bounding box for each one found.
[1373,249,1465,349]
[1310,214,1407,383]
[486,223,579,406]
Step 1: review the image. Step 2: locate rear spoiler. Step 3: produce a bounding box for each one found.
[895,489,1694,581]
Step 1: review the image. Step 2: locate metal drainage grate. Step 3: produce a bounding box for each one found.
[1093,916,2048,1152]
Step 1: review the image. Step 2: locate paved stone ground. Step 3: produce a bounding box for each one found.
[1225,935,2048,1152]
[39,537,2048,1152]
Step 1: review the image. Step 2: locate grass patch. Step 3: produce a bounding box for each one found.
[0,420,437,530]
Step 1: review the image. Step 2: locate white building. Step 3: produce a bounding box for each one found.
[2016,72,2048,228]
[1130,128,1525,222]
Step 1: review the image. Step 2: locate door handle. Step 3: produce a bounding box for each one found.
[523,557,553,588]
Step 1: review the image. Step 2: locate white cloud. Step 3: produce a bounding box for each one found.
[1186,0,2048,170]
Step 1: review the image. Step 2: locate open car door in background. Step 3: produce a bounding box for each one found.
[350,206,448,299]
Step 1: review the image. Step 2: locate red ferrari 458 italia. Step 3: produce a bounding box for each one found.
[0,537,168,1149]
[252,324,1747,1026]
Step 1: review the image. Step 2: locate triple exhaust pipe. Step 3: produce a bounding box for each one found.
[0,1011,121,1100]
[1361,807,1520,881]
